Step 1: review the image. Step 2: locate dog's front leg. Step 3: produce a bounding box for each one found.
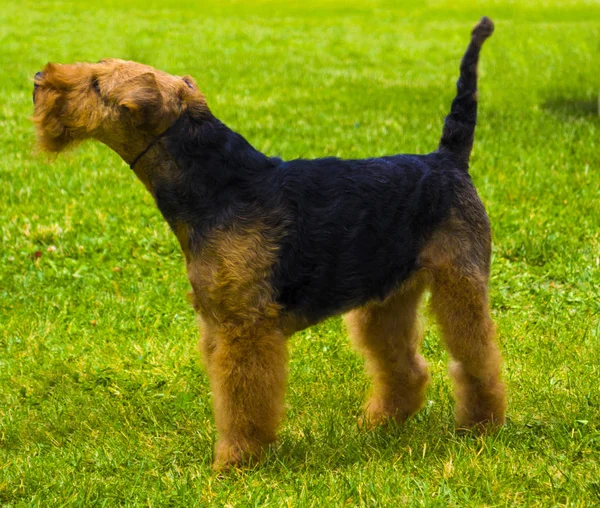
[206,322,288,470]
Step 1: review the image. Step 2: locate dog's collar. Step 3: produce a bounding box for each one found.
[129,115,183,170]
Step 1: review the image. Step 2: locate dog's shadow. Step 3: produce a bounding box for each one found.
[258,408,483,473]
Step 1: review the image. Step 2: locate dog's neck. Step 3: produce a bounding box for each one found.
[128,112,279,247]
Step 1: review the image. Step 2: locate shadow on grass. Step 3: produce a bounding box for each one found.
[542,96,598,119]
[265,410,484,473]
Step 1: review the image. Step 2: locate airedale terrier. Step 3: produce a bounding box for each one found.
[33,17,505,469]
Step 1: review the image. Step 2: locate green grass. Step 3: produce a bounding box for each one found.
[1,0,599,505]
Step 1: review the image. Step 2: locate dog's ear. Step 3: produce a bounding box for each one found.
[179,74,211,118]
[181,75,197,91]
[112,72,164,117]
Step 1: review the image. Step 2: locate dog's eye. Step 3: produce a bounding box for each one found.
[92,79,101,94]
[183,78,194,90]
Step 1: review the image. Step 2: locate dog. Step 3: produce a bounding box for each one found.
[32,16,505,469]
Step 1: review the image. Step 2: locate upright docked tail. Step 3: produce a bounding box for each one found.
[438,17,494,170]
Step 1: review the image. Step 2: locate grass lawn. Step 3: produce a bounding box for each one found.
[1,0,599,505]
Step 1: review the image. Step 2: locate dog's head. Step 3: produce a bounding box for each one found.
[32,59,209,162]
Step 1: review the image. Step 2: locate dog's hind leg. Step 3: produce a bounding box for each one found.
[423,212,506,429]
[429,266,506,428]
[345,273,430,427]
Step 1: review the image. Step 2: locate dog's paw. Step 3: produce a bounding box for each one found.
[212,439,263,471]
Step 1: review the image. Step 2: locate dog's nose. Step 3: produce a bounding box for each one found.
[33,72,43,104]
[34,71,43,90]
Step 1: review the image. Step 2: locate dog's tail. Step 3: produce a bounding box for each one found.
[438,17,494,170]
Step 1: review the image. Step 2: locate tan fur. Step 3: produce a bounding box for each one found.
[174,222,191,264]
[420,210,506,427]
[208,326,287,468]
[345,272,431,427]
[187,223,283,327]
[187,222,288,468]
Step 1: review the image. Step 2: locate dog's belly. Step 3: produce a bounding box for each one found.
[276,250,420,324]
